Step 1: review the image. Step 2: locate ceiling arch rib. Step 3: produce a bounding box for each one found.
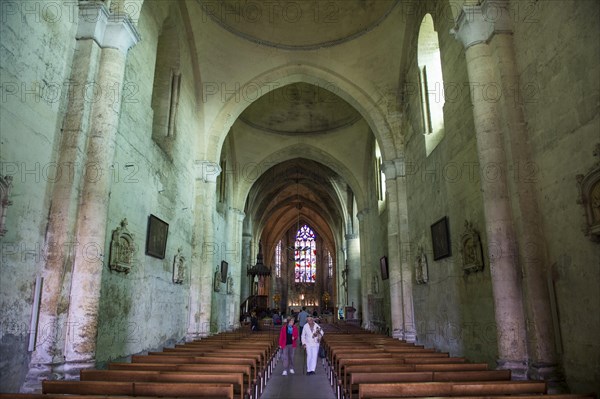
[207,63,398,169]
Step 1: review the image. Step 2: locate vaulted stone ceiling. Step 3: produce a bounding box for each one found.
[200,0,388,248]
[238,82,362,134]
[197,0,399,50]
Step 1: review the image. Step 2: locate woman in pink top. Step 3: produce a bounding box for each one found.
[278,316,299,375]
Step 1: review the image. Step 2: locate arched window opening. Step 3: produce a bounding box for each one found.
[326,249,333,278]
[294,225,316,283]
[151,14,181,156]
[417,13,445,156]
[275,240,282,278]
[375,141,386,202]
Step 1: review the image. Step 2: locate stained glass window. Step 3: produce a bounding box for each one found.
[294,225,316,283]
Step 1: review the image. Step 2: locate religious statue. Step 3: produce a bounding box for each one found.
[226,273,233,294]
[173,247,185,284]
[460,220,484,273]
[371,274,379,294]
[415,245,429,284]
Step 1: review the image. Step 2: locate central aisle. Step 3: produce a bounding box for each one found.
[260,344,336,399]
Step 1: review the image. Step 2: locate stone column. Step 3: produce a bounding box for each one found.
[23,29,104,395]
[240,232,252,303]
[345,233,364,314]
[37,3,139,382]
[383,159,416,342]
[451,0,528,378]
[492,32,562,389]
[382,161,404,340]
[187,161,221,339]
[395,159,416,342]
[230,208,245,328]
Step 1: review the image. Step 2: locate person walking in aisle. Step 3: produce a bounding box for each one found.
[301,315,323,375]
[297,306,309,343]
[278,316,299,375]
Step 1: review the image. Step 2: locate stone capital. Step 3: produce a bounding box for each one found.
[77,1,141,54]
[229,207,246,220]
[356,208,371,221]
[450,0,512,49]
[194,160,221,183]
[382,158,407,180]
[381,160,397,181]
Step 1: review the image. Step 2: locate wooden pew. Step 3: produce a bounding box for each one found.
[345,370,511,399]
[357,380,547,399]
[129,356,258,398]
[3,394,597,399]
[42,380,234,398]
[108,362,255,397]
[80,369,248,399]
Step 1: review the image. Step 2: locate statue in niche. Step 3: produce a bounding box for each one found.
[173,247,185,284]
[460,220,484,274]
[371,273,379,294]
[214,266,221,292]
[415,245,429,284]
[109,219,135,273]
[0,175,13,237]
[227,274,233,294]
[576,143,600,242]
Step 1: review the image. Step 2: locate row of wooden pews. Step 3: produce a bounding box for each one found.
[320,324,596,399]
[1,329,278,399]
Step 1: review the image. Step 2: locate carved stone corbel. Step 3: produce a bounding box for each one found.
[577,144,600,242]
[460,220,484,274]
[109,218,136,273]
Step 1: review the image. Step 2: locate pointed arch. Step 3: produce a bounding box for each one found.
[204,63,400,165]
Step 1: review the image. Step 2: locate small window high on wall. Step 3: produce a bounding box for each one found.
[375,141,385,202]
[417,13,445,156]
[295,225,316,283]
[275,240,282,278]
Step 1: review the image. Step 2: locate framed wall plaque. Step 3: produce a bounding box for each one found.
[431,216,451,261]
[380,256,389,280]
[146,214,169,259]
[220,260,228,283]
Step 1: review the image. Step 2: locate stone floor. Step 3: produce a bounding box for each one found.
[260,346,336,399]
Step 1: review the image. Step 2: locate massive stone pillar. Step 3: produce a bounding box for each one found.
[382,161,403,339]
[62,2,139,376]
[229,208,245,328]
[492,32,563,389]
[240,232,252,303]
[23,3,139,390]
[187,161,221,339]
[451,0,528,379]
[345,232,361,316]
[23,32,102,396]
[382,159,416,342]
[396,159,416,343]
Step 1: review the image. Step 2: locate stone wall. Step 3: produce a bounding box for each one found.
[511,0,600,393]
[402,1,497,366]
[0,0,78,391]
